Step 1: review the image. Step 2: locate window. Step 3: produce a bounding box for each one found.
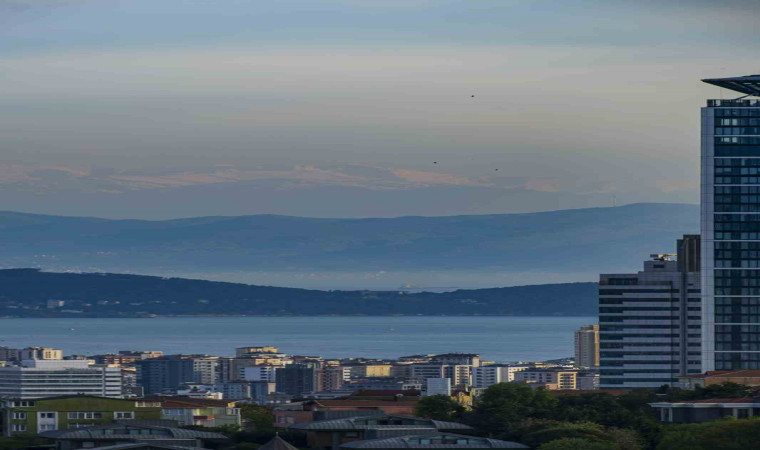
[11,424,27,432]
[11,401,35,407]
[736,408,751,419]
[39,424,57,431]
[12,412,26,420]
[68,412,103,420]
[39,412,56,419]
[114,411,134,419]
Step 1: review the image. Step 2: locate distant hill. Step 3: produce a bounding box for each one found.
[0,269,597,317]
[0,203,697,282]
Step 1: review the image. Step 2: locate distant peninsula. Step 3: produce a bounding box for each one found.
[0,269,596,318]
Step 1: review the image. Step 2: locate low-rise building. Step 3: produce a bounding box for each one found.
[0,395,161,437]
[273,397,420,428]
[39,421,229,449]
[289,415,473,450]
[149,396,241,428]
[340,433,528,450]
[678,370,760,389]
[649,397,760,423]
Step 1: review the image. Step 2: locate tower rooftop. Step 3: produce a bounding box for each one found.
[702,75,760,96]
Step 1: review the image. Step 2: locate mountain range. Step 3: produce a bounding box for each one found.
[0,269,597,317]
[0,203,698,288]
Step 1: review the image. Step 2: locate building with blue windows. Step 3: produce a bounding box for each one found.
[598,236,702,388]
[701,75,760,371]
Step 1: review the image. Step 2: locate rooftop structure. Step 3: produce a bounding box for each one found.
[39,421,228,449]
[649,397,760,423]
[702,75,760,96]
[289,414,472,450]
[340,433,528,449]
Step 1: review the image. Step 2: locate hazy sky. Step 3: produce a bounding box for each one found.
[1,0,757,219]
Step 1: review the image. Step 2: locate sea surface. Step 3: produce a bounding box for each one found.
[2,316,595,362]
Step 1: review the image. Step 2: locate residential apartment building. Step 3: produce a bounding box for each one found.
[275,365,320,397]
[0,360,122,399]
[599,235,702,388]
[242,365,278,383]
[431,354,481,368]
[193,357,220,385]
[219,381,276,403]
[235,346,280,357]
[424,378,451,396]
[323,366,351,391]
[0,347,63,362]
[514,369,578,390]
[410,365,471,390]
[0,396,161,436]
[472,365,528,388]
[134,356,196,394]
[700,76,760,371]
[574,325,600,368]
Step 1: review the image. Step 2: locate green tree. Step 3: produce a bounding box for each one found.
[539,438,617,450]
[415,395,465,421]
[656,418,760,450]
[239,404,275,433]
[467,383,557,438]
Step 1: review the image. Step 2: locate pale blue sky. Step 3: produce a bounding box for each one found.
[0,0,757,218]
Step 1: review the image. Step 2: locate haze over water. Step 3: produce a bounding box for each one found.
[6,316,593,362]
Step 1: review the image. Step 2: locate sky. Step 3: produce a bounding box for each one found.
[1,0,758,219]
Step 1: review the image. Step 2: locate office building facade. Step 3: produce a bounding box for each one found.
[701,76,760,371]
[598,235,702,388]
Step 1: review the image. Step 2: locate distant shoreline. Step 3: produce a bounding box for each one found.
[0,313,595,319]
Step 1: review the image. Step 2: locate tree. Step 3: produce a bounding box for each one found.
[539,438,617,450]
[656,418,760,450]
[467,383,557,438]
[239,404,275,433]
[415,395,466,421]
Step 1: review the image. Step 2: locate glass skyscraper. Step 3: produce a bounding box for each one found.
[701,75,760,371]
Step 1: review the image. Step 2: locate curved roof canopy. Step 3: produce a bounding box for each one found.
[702,75,760,96]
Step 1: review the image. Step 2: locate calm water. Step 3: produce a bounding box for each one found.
[1,316,595,362]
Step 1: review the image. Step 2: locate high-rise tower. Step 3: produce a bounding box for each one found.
[701,75,760,371]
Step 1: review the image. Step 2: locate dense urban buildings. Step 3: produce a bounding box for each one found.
[700,75,760,371]
[598,235,702,388]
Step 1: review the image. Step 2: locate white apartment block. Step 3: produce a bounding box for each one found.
[192,358,219,385]
[472,365,528,388]
[0,360,122,399]
[241,365,277,382]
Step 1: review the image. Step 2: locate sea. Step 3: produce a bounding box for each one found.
[2,316,595,362]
